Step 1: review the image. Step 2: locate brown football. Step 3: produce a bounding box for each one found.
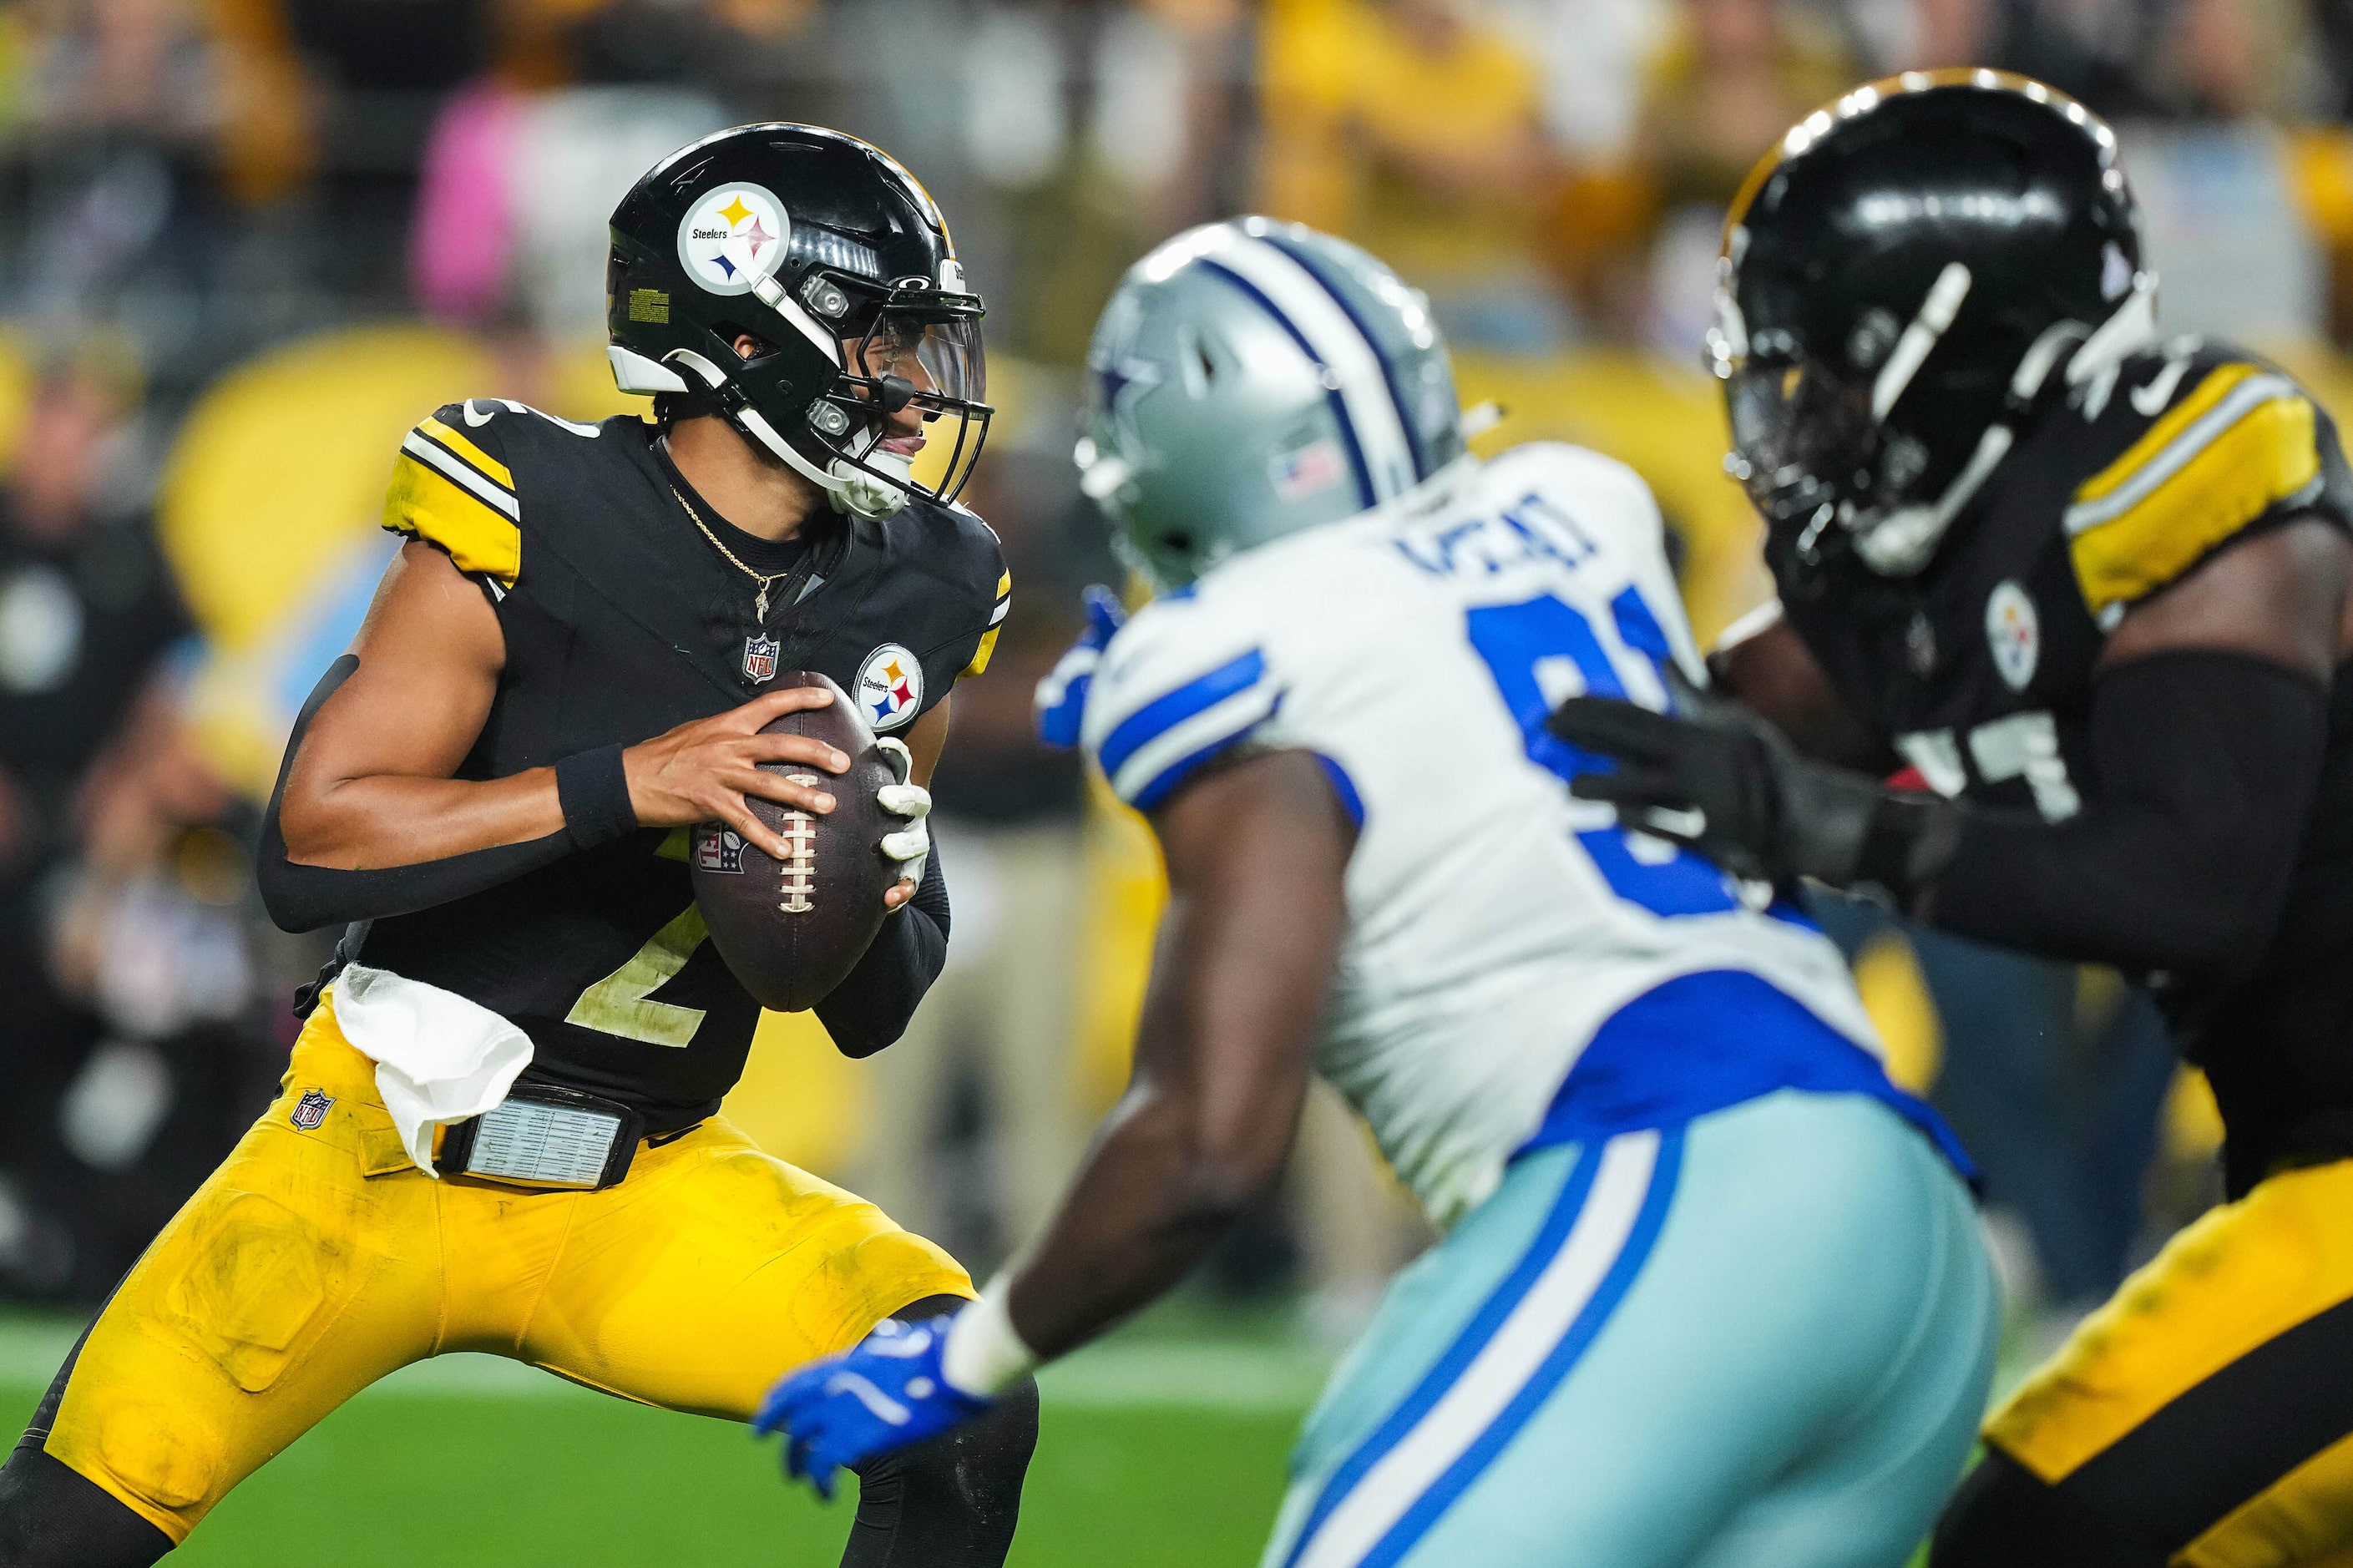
[690,670,900,1012]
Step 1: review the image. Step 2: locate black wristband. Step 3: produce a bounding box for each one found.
[555,744,638,849]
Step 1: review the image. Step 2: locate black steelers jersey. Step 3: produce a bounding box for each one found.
[354,399,1009,1127]
[1774,339,2353,1189]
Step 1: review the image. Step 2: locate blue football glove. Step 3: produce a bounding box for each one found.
[751,1314,994,1500]
[1033,584,1127,749]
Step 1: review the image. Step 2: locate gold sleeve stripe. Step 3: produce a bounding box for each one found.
[963,571,1010,675]
[2068,364,2291,526]
[962,625,1002,678]
[401,429,518,519]
[416,416,514,493]
[383,454,524,587]
[2066,367,2320,625]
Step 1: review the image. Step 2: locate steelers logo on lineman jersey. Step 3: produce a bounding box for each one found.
[857,643,923,731]
[1986,579,2041,691]
[676,183,791,298]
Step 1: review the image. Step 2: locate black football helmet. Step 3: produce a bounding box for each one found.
[607,124,989,518]
[1713,72,2153,577]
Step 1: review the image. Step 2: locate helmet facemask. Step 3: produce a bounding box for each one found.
[712,272,991,518]
[802,276,991,515]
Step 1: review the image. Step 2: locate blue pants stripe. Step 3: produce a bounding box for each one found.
[1282,1129,1683,1568]
[1361,1131,1684,1566]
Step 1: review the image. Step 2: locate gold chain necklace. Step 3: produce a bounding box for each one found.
[672,486,786,621]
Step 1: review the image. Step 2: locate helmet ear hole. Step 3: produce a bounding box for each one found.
[1176,327,1222,398]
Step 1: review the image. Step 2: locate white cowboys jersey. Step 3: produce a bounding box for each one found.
[1083,444,1882,1228]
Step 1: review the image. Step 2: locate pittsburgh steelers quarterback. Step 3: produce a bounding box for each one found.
[0,124,1033,1566]
[1551,76,2353,1566]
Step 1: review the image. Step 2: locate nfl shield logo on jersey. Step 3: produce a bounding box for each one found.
[291,1089,334,1131]
[742,634,780,684]
[856,643,923,731]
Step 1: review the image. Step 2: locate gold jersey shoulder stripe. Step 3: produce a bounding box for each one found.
[382,453,523,589]
[2066,363,2320,627]
[416,415,514,493]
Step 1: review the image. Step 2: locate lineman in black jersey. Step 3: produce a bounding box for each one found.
[1550,76,2353,1568]
[0,126,1035,1566]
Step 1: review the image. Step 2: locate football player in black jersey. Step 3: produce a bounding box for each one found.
[1548,73,2353,1567]
[0,125,1035,1567]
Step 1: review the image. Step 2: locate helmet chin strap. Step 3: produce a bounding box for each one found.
[827,432,913,519]
[724,392,911,520]
[661,338,913,522]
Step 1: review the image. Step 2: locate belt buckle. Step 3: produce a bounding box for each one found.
[440,1083,645,1191]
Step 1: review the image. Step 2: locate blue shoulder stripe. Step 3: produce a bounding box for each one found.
[1128,723,1263,812]
[1097,648,1268,781]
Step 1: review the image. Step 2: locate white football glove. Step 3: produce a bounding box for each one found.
[873,736,931,897]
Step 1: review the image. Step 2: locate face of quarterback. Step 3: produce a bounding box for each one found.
[853,319,938,461]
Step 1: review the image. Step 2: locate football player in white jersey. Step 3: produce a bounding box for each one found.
[757,219,1998,1567]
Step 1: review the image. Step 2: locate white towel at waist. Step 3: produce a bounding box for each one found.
[330,964,533,1177]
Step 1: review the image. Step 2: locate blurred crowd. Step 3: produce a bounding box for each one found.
[0,0,2326,1335]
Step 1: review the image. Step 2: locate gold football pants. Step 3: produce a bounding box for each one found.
[1983,1157,2353,1566]
[28,994,972,1542]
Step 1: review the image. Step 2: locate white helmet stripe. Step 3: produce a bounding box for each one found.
[1208,235,1419,503]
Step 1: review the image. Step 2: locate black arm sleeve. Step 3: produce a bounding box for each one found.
[256,655,579,933]
[815,845,951,1060]
[1930,650,2328,975]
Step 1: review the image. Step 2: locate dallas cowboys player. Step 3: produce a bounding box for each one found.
[756,219,1998,1566]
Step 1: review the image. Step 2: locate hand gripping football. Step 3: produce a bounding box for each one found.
[690,671,901,1012]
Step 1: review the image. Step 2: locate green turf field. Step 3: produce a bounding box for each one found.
[0,1298,2020,1564]
[0,1309,1326,1566]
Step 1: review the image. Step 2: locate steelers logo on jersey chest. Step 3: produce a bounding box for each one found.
[1986,579,2040,691]
[676,182,791,297]
[857,643,923,731]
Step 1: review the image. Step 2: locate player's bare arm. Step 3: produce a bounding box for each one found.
[1001,748,1352,1358]
[276,541,849,871]
[2098,514,2353,680]
[1709,603,1902,773]
[755,747,1354,1494]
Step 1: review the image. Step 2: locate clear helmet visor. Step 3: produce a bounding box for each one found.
[841,311,992,506]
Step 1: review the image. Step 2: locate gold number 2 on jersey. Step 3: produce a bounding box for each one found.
[564,905,710,1048]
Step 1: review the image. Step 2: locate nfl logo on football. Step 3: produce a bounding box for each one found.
[695,826,746,874]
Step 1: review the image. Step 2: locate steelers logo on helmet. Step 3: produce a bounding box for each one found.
[855,643,923,731]
[676,182,792,297]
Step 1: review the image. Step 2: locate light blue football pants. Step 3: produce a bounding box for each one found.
[1261,1090,1999,1568]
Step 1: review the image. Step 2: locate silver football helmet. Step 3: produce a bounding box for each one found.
[1076,218,1467,590]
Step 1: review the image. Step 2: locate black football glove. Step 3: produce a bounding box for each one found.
[1546,670,1961,898]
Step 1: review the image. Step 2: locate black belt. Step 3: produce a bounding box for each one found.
[439,1083,647,1191]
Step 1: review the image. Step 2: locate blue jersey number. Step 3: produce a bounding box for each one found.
[1465,590,1746,918]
